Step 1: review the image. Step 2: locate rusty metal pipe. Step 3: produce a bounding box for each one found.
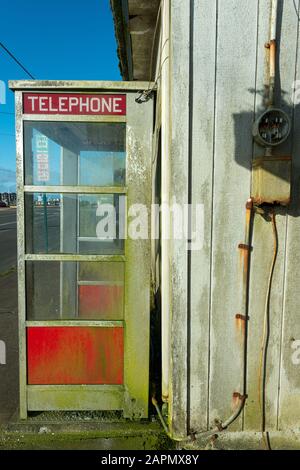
[269,40,276,106]
[153,394,247,443]
[269,0,278,106]
[240,198,253,393]
[161,0,171,404]
[270,0,278,41]
[216,198,254,431]
[153,200,254,444]
[152,396,228,442]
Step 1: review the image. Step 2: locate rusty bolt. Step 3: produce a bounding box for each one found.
[233,392,248,400]
[246,198,254,210]
[214,419,224,432]
[238,243,250,251]
[235,313,247,321]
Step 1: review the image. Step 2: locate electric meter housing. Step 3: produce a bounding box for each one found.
[253,108,291,147]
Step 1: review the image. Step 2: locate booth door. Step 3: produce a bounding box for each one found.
[20,97,152,420]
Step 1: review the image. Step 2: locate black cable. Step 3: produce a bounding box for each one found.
[0,41,35,79]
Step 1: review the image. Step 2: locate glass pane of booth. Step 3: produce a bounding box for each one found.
[24,122,126,186]
[26,261,124,320]
[25,193,125,254]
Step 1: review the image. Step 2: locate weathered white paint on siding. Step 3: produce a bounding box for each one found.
[189,0,217,432]
[169,0,190,439]
[244,0,272,431]
[169,0,300,439]
[278,0,300,430]
[208,0,257,430]
[246,211,287,431]
[246,0,299,432]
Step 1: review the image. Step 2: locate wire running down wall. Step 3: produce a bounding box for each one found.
[168,0,300,443]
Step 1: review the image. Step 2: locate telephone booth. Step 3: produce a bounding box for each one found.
[9,81,153,419]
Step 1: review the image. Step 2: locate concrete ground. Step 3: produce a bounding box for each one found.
[0,272,18,425]
[0,420,171,450]
[0,208,18,425]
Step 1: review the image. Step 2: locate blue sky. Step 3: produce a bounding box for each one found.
[0,0,121,192]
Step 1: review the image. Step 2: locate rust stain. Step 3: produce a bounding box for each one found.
[238,243,250,251]
[269,39,276,78]
[238,199,253,278]
[238,244,250,281]
[231,392,247,411]
[235,313,247,338]
[252,155,292,166]
[232,392,241,411]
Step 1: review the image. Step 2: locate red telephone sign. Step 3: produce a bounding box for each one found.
[23,93,126,115]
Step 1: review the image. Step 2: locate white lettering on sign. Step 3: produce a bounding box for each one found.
[36,135,49,182]
[39,97,48,112]
[69,97,79,111]
[27,96,38,111]
[59,97,68,112]
[103,97,112,113]
[90,97,101,112]
[23,93,126,115]
[113,98,123,113]
[79,97,89,113]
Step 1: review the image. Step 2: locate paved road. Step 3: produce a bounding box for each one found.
[0,208,17,275]
[0,208,18,423]
[0,271,18,424]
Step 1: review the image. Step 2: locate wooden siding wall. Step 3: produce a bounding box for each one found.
[168,0,300,438]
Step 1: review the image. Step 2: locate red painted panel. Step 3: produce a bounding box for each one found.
[23,93,126,115]
[27,327,124,385]
[78,285,124,320]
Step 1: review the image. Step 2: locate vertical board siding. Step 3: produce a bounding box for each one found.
[169,0,190,438]
[244,0,271,431]
[278,0,300,430]
[208,0,258,429]
[246,0,299,432]
[170,0,300,437]
[246,211,287,431]
[189,0,217,432]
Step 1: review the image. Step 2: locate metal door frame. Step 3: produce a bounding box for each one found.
[11,81,154,419]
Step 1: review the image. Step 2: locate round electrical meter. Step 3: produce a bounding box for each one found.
[252,108,291,147]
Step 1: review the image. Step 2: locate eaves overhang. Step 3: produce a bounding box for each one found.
[110,0,160,81]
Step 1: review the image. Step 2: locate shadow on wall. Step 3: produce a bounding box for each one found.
[233,0,300,218]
